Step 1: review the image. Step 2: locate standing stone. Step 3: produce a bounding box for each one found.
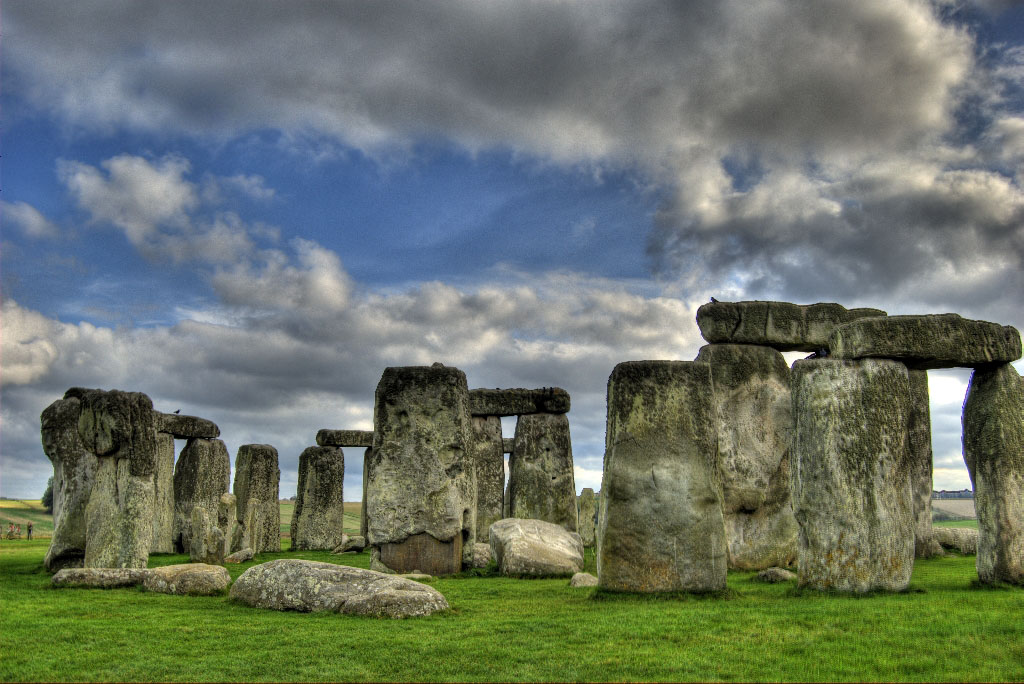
[597,361,726,593]
[908,369,942,558]
[577,488,597,547]
[694,344,798,570]
[791,359,913,592]
[70,388,157,569]
[172,438,230,553]
[151,432,176,553]
[509,413,578,532]
[471,416,505,542]
[233,444,281,554]
[41,397,98,571]
[503,480,511,519]
[360,448,370,539]
[291,446,346,551]
[366,364,476,576]
[963,363,1024,585]
[189,506,225,564]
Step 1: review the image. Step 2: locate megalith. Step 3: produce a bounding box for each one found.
[962,362,1024,585]
[791,359,914,592]
[233,444,281,554]
[291,446,346,551]
[360,447,370,539]
[829,314,1021,369]
[470,415,505,542]
[189,506,225,564]
[908,369,942,558]
[151,431,176,553]
[366,364,476,575]
[70,388,158,569]
[172,437,231,553]
[694,344,798,570]
[577,488,597,547]
[41,396,98,571]
[597,361,726,593]
[508,413,578,532]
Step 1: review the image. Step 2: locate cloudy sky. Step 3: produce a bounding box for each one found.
[3,0,1023,501]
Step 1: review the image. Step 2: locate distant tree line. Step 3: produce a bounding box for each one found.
[932,489,973,499]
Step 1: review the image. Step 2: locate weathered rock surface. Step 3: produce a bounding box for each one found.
[52,567,145,588]
[695,344,798,570]
[472,542,492,568]
[502,438,514,454]
[597,361,726,593]
[367,365,476,575]
[41,397,97,571]
[696,301,886,352]
[489,518,583,577]
[189,506,225,565]
[933,526,978,555]
[151,432,176,554]
[570,572,598,587]
[360,448,370,538]
[225,548,254,563]
[908,370,942,558]
[52,564,230,595]
[70,388,157,569]
[233,444,281,554]
[791,359,914,592]
[141,563,231,595]
[508,413,578,532]
[963,362,1024,584]
[755,567,797,583]
[829,314,1022,369]
[154,412,220,439]
[337,534,366,553]
[470,416,505,542]
[229,559,449,617]
[577,488,597,547]
[218,493,238,550]
[291,446,346,551]
[172,437,230,553]
[316,429,373,448]
[468,387,571,416]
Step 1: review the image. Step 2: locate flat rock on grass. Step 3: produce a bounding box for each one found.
[52,564,230,595]
[52,567,146,588]
[570,572,598,587]
[142,564,231,595]
[472,542,492,568]
[225,548,254,563]
[755,567,797,583]
[933,527,978,555]
[229,559,449,618]
[489,518,583,577]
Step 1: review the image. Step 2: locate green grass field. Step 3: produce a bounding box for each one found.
[0,516,1020,682]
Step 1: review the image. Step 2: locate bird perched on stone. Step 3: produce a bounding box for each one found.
[174,409,181,414]
[710,297,719,303]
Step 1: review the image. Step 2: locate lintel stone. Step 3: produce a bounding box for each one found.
[316,429,374,448]
[154,412,220,439]
[469,388,570,416]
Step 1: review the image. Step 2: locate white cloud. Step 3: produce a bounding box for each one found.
[2,200,58,239]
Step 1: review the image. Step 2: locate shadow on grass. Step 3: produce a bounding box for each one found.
[784,585,927,598]
[589,586,739,602]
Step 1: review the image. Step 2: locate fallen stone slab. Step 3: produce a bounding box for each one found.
[52,567,145,589]
[141,564,231,595]
[755,567,797,583]
[155,412,220,439]
[469,388,570,416]
[225,548,254,563]
[489,518,583,577]
[933,527,978,555]
[52,564,230,596]
[331,534,366,554]
[569,572,598,588]
[696,301,886,352]
[829,314,1022,369]
[316,429,373,448]
[229,559,449,617]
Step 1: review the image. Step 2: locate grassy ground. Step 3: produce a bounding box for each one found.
[1,535,1021,682]
[934,519,979,529]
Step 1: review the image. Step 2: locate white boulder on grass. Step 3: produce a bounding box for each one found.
[488,518,583,577]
